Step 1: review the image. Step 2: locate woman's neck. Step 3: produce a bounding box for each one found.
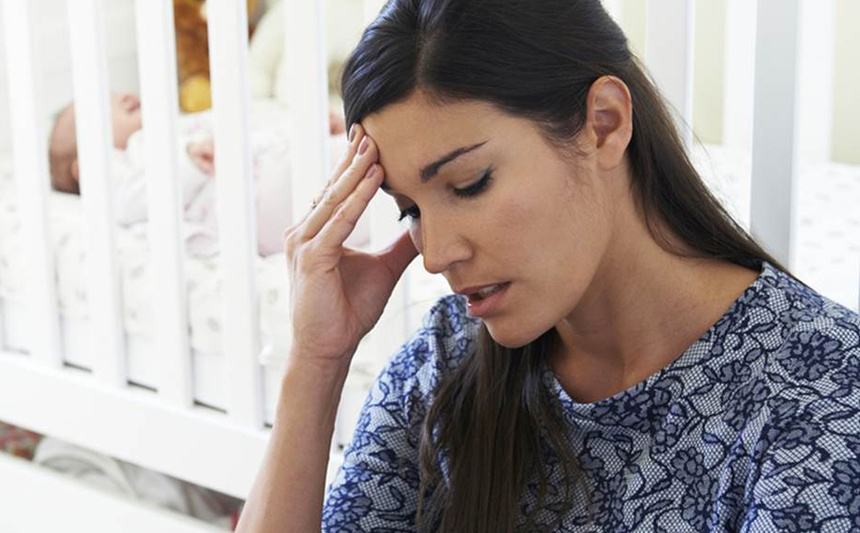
[548,226,760,403]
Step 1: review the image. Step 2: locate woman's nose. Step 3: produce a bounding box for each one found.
[420,217,471,274]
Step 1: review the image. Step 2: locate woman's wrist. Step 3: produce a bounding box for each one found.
[277,352,352,421]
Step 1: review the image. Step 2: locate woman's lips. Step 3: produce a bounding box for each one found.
[464,282,511,317]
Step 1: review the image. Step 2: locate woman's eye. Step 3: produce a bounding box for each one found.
[395,167,493,222]
[397,205,420,222]
[452,167,493,198]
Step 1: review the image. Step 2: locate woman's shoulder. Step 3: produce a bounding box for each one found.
[752,262,859,396]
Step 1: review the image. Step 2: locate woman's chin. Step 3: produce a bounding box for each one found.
[484,321,546,350]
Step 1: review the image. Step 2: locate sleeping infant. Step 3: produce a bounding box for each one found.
[47,92,357,256]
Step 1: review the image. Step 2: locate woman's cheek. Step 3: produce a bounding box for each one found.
[408,225,423,254]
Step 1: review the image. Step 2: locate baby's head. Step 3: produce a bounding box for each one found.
[48,92,142,194]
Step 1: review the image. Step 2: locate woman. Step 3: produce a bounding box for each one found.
[237,0,860,531]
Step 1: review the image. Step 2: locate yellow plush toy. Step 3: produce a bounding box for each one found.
[173,0,260,113]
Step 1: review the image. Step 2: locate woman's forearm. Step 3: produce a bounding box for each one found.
[236,355,350,533]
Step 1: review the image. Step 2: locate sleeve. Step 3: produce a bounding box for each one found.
[740,346,860,532]
[113,138,211,226]
[321,348,426,533]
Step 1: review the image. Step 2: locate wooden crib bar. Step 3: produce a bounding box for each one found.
[134,0,194,408]
[750,0,801,267]
[207,0,264,429]
[66,0,128,386]
[285,0,331,222]
[645,0,695,148]
[0,0,62,367]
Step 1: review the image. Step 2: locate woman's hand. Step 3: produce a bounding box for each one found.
[283,124,418,367]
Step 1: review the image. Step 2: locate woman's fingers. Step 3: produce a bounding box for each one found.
[377,230,419,280]
[313,163,383,250]
[298,131,378,240]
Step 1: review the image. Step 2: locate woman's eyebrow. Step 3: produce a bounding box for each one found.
[381,141,487,193]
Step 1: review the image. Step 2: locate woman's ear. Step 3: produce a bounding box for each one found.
[71,159,80,182]
[585,75,633,170]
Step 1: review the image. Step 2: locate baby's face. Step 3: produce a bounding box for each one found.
[110,92,142,149]
[51,92,142,152]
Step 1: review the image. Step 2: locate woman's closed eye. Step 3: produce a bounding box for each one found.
[397,166,494,222]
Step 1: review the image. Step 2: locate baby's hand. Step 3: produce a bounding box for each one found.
[186,137,215,176]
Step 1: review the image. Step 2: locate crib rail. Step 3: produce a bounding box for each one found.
[0,1,61,367]
[134,0,193,408]
[0,0,857,527]
[207,0,264,429]
[645,0,695,147]
[750,0,801,269]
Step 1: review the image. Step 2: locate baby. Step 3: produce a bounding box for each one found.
[47,92,355,256]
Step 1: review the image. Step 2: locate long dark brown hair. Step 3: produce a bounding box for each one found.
[341,0,789,531]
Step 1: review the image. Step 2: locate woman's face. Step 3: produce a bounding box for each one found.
[362,91,618,348]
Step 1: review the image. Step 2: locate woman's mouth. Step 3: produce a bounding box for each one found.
[463,282,511,317]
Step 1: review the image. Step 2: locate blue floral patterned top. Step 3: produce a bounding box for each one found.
[323,261,860,532]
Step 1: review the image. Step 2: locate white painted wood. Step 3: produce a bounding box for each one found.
[286,0,330,224]
[1,0,62,367]
[134,0,194,408]
[722,0,756,151]
[67,0,127,386]
[796,0,836,163]
[0,349,265,498]
[646,0,696,148]
[750,0,801,267]
[208,0,263,429]
[0,453,223,533]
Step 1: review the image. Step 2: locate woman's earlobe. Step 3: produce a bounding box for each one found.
[71,159,80,182]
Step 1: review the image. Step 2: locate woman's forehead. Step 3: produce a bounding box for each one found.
[362,95,514,183]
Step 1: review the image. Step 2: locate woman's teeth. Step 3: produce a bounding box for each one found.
[472,284,504,300]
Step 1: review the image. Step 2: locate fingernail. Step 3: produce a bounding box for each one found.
[366,164,378,180]
[348,124,356,142]
[358,137,369,155]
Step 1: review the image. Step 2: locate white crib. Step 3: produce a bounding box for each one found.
[0,0,857,531]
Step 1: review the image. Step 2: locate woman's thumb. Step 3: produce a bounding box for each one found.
[378,231,418,281]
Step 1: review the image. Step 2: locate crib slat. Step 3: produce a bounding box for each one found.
[750,0,801,266]
[796,0,836,163]
[285,0,330,226]
[645,0,695,148]
[1,1,62,367]
[134,0,194,407]
[207,0,263,429]
[66,0,127,386]
[722,0,756,153]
